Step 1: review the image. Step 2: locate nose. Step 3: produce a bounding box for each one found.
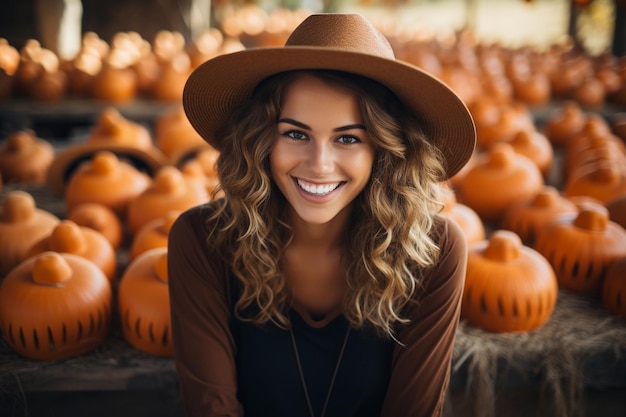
[308,140,334,176]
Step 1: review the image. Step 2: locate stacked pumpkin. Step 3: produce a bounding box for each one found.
[0,105,221,359]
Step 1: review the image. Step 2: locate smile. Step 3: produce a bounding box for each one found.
[295,178,342,196]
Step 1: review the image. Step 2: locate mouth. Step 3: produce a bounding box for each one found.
[295,178,343,196]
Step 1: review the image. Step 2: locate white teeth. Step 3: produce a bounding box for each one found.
[296,179,340,196]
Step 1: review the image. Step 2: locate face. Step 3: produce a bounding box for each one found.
[270,75,375,226]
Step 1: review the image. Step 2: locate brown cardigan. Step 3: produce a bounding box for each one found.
[168,202,467,417]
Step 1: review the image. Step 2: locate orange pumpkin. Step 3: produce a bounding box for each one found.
[501,186,579,247]
[118,247,172,357]
[462,230,558,332]
[91,48,137,102]
[456,143,544,224]
[0,191,60,279]
[441,186,485,245]
[130,211,180,261]
[64,151,151,217]
[154,105,208,162]
[67,203,125,250]
[543,101,587,148]
[26,220,117,283]
[0,252,112,360]
[534,202,626,294]
[508,129,554,178]
[126,166,208,235]
[0,129,55,184]
[563,162,626,205]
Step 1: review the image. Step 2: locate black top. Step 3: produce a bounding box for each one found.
[232,287,394,417]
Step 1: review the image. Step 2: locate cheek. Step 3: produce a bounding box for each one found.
[354,149,376,178]
[269,143,287,180]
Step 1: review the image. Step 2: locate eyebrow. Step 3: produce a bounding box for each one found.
[278,118,366,132]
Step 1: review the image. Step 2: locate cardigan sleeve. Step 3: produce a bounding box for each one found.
[380,216,468,417]
[168,204,241,417]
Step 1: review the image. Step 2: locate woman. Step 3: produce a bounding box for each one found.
[168,13,476,417]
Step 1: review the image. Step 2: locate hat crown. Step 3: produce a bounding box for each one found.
[285,14,395,60]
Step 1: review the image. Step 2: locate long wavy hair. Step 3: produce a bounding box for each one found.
[206,69,446,338]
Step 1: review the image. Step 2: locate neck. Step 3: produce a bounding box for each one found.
[287,204,353,251]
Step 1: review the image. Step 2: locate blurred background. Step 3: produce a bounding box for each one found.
[0,0,621,58]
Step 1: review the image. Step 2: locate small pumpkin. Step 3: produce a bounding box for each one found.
[118,247,172,357]
[563,161,626,205]
[456,143,544,224]
[0,191,60,279]
[91,48,137,102]
[130,211,180,261]
[0,129,55,184]
[154,105,208,162]
[150,51,191,101]
[543,101,587,147]
[26,220,117,283]
[501,186,579,247]
[126,166,208,235]
[67,203,124,250]
[64,150,151,217]
[509,129,554,178]
[441,186,485,245]
[88,107,153,150]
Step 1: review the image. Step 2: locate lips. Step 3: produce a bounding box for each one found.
[295,178,342,196]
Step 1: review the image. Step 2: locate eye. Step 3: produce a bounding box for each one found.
[283,130,308,141]
[336,135,361,145]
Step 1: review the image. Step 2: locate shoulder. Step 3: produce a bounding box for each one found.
[430,214,468,260]
[169,199,233,260]
[416,214,468,299]
[170,199,224,241]
[168,199,233,290]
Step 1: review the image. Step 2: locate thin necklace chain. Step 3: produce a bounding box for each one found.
[289,325,351,417]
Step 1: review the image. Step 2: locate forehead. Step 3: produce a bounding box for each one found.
[280,75,362,121]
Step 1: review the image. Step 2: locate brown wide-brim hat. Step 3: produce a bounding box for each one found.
[47,143,167,194]
[183,13,476,180]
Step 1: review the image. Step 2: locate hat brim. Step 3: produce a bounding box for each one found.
[183,46,476,180]
[47,143,167,195]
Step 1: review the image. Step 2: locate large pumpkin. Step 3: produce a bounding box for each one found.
[462,230,558,333]
[534,202,626,294]
[0,252,112,360]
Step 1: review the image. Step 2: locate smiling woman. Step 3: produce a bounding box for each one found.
[168,13,476,417]
[270,73,375,226]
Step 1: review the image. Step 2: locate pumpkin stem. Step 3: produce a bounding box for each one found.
[32,252,72,285]
[49,220,88,254]
[573,202,608,232]
[154,166,184,194]
[0,191,36,223]
[484,230,522,262]
[90,151,118,176]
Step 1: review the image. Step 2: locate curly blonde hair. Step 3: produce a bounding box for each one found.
[207,70,446,338]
